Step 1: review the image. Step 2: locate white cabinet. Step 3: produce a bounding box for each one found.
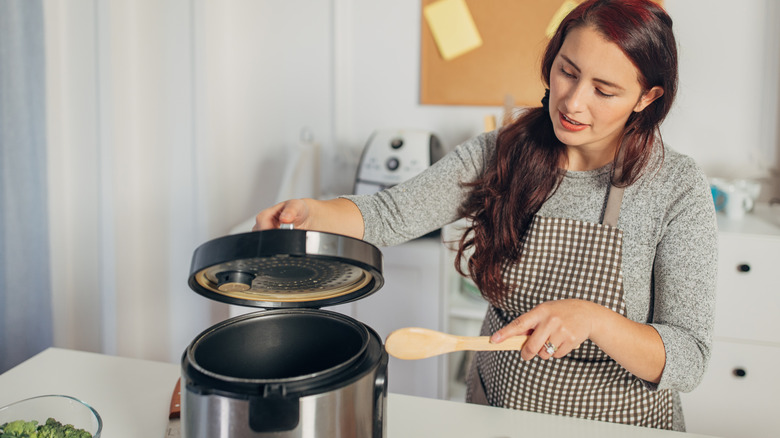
[680,205,780,438]
[681,339,780,438]
[711,232,780,344]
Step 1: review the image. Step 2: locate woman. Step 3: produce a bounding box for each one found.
[254,0,716,431]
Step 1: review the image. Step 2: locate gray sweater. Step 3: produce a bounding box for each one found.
[344,130,717,428]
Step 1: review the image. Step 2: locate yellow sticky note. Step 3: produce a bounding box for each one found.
[424,0,483,61]
[546,0,580,38]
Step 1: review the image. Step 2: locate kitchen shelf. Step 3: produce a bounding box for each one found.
[440,222,489,402]
[448,279,488,321]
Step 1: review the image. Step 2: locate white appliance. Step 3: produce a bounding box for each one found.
[354,129,444,195]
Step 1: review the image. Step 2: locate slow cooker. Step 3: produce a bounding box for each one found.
[181,228,388,437]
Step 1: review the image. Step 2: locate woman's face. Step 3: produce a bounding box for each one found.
[548,25,662,158]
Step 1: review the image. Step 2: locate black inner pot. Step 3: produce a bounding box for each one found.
[192,311,369,381]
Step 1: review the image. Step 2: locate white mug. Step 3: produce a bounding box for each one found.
[723,185,754,220]
[733,179,762,210]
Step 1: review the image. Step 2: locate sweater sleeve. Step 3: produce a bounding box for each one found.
[648,156,718,392]
[342,131,495,247]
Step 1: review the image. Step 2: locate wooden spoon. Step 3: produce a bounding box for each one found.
[385,327,528,360]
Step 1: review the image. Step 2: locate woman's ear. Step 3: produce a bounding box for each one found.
[634,86,664,112]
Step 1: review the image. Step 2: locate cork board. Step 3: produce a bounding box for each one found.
[420,0,663,107]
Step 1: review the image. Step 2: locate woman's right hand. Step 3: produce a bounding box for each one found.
[252,199,312,231]
[252,198,365,239]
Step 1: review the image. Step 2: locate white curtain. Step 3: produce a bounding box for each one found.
[42,0,335,363]
[45,0,218,362]
[0,0,52,373]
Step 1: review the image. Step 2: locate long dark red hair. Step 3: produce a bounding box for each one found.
[455,0,678,302]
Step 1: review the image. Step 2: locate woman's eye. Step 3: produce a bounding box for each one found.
[596,88,614,98]
[560,67,575,78]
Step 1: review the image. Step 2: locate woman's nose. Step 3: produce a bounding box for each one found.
[563,84,587,113]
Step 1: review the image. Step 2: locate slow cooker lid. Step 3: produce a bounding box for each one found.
[188,229,384,308]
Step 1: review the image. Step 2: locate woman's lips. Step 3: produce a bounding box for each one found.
[559,111,588,132]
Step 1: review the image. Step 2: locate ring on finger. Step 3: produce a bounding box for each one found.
[544,341,557,355]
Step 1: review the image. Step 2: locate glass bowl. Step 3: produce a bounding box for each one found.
[0,395,102,437]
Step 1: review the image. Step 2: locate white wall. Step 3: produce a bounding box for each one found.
[663,0,780,188]
[197,0,335,219]
[329,0,502,194]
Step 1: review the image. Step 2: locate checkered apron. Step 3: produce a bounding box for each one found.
[465,185,674,429]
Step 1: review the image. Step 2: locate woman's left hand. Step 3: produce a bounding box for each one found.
[490,299,603,360]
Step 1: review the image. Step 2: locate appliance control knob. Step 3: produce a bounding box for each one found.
[386,157,400,171]
[390,138,404,149]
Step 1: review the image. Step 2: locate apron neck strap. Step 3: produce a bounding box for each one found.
[602,184,624,227]
[601,149,625,227]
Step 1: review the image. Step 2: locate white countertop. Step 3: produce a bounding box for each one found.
[716,203,780,236]
[0,348,718,438]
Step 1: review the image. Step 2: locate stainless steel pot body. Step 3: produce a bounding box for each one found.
[183,365,385,437]
[181,309,388,438]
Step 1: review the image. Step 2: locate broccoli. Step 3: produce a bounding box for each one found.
[0,418,92,438]
[0,419,39,437]
[37,418,92,438]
